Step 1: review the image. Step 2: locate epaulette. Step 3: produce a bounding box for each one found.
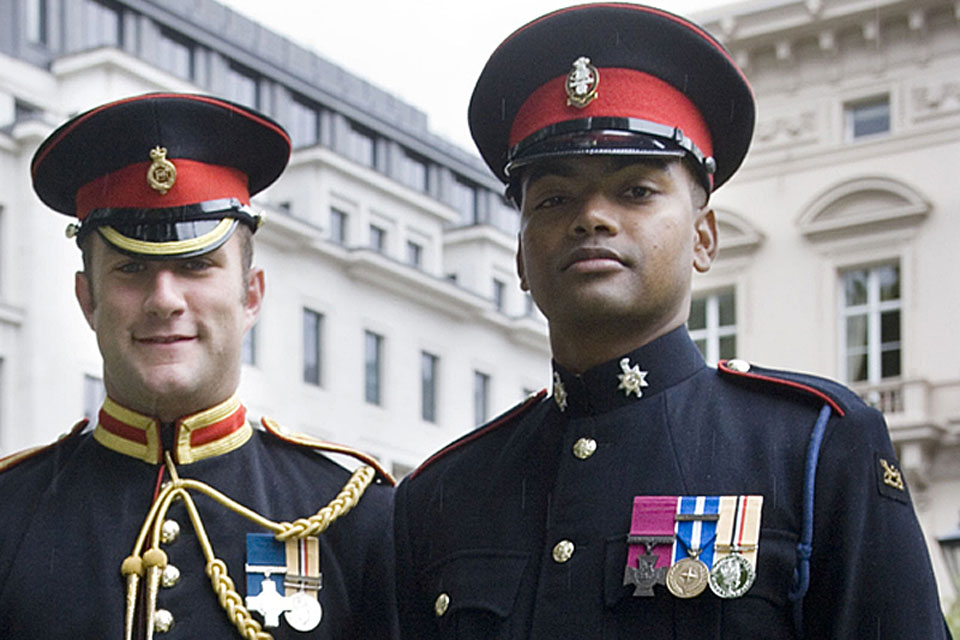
[261,417,396,486]
[717,359,848,417]
[0,419,87,474]
[410,389,547,480]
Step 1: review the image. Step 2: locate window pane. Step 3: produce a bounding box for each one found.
[688,298,706,331]
[365,331,382,405]
[880,310,900,344]
[717,291,735,326]
[399,151,428,191]
[843,270,868,307]
[421,352,437,422]
[881,348,901,379]
[82,0,121,49]
[347,125,376,168]
[847,354,868,382]
[303,309,322,386]
[158,29,193,80]
[289,99,319,148]
[848,97,890,139]
[407,241,422,268]
[718,335,737,361]
[473,371,489,426]
[369,225,385,252]
[330,209,347,244]
[226,65,258,108]
[451,179,478,225]
[493,279,505,312]
[845,315,868,349]
[877,264,900,301]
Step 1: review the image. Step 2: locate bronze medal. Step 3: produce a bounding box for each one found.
[665,556,709,598]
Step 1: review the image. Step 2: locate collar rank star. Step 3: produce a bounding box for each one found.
[553,372,569,412]
[617,358,649,398]
[565,56,599,108]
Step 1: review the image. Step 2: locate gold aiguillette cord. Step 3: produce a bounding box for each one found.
[123,452,376,640]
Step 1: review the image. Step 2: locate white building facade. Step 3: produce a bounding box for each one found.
[0,0,957,614]
[694,0,960,610]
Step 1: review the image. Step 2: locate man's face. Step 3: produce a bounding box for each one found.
[517,155,716,341]
[75,232,263,420]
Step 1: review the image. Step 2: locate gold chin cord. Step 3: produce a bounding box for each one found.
[122,452,376,640]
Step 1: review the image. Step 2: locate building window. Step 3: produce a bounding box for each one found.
[493,279,506,312]
[406,241,423,268]
[489,193,520,235]
[451,179,479,225]
[845,95,890,141]
[841,263,901,383]
[157,29,193,80]
[289,99,319,148]
[81,0,121,49]
[398,150,428,192]
[303,309,323,386]
[330,208,348,245]
[346,123,376,168]
[226,64,259,109]
[421,351,438,423]
[473,370,490,426]
[369,225,386,253]
[524,293,536,317]
[364,331,383,405]
[83,374,106,423]
[26,0,48,44]
[242,325,257,366]
[688,289,737,365]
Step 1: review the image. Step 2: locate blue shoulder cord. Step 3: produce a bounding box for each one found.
[788,403,833,639]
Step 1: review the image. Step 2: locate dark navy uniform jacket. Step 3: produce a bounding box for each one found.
[0,397,398,639]
[394,327,948,639]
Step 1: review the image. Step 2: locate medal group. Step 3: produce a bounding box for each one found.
[624,495,763,600]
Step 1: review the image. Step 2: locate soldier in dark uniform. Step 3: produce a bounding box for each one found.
[393,4,950,639]
[0,94,398,639]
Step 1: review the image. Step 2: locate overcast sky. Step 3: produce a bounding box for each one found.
[216,0,732,153]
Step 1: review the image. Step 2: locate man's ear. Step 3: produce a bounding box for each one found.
[693,208,719,273]
[242,267,265,331]
[516,239,529,291]
[75,271,97,330]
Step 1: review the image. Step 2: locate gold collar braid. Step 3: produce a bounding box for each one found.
[121,453,376,640]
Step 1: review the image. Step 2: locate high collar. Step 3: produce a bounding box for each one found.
[92,394,252,465]
[551,326,706,417]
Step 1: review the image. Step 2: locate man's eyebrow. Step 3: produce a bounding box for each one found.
[522,161,577,186]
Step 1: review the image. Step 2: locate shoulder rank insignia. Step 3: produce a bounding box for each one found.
[875,453,908,503]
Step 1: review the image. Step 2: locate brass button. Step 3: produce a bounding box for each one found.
[154,609,174,633]
[726,359,751,373]
[434,592,450,617]
[161,520,180,544]
[552,539,575,563]
[572,438,597,460]
[161,564,181,588]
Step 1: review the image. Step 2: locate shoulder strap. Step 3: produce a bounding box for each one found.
[0,420,87,474]
[261,417,395,486]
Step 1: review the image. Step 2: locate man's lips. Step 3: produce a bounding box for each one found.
[134,334,196,344]
[561,246,628,271]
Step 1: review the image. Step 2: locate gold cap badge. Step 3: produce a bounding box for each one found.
[147,146,177,195]
[565,56,600,109]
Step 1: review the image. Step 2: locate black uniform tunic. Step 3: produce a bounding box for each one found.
[0,399,397,639]
[394,327,948,639]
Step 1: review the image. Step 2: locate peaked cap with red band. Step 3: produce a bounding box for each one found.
[31,92,291,258]
[468,2,755,192]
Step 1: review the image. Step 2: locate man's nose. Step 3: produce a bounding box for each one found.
[570,192,621,237]
[142,269,186,318]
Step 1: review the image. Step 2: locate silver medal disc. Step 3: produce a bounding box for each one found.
[708,554,756,599]
[284,591,323,632]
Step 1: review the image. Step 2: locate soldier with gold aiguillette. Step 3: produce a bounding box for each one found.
[0,93,398,639]
[393,4,950,639]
